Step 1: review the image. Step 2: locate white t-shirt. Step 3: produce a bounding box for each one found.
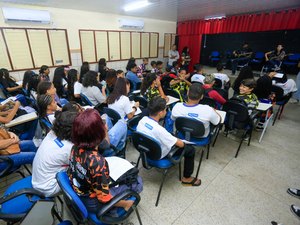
[168,50,179,66]
[213,73,230,89]
[274,79,297,96]
[136,116,177,159]
[32,131,73,197]
[108,95,133,120]
[74,81,83,95]
[191,74,205,84]
[81,86,106,106]
[171,103,220,137]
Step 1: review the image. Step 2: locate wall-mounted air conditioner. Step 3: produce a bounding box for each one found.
[2,7,51,24]
[119,19,144,30]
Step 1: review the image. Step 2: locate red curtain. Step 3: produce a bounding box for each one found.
[177,8,300,65]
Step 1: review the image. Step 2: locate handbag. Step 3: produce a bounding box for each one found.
[0,127,20,155]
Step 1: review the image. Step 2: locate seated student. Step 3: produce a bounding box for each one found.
[233,66,254,95]
[39,65,50,82]
[53,66,69,98]
[202,74,226,107]
[68,109,143,213]
[125,63,142,91]
[79,61,90,83]
[105,69,117,94]
[155,61,163,75]
[98,58,109,81]
[141,73,167,101]
[213,63,230,89]
[0,68,23,96]
[137,58,149,77]
[22,70,35,92]
[171,83,221,137]
[170,68,191,102]
[191,64,205,84]
[171,61,180,76]
[272,73,297,96]
[32,110,78,197]
[81,71,106,106]
[116,70,125,78]
[126,57,136,72]
[150,61,158,73]
[67,69,82,101]
[37,81,66,107]
[107,78,139,120]
[254,72,277,100]
[23,72,39,99]
[37,94,59,124]
[136,96,201,186]
[234,79,259,115]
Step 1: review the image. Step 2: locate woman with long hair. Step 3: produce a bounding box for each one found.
[67,69,81,100]
[98,58,109,81]
[107,78,139,120]
[39,65,50,82]
[0,68,23,96]
[79,61,89,83]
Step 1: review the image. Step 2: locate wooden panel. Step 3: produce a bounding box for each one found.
[95,31,109,61]
[27,29,53,67]
[150,33,158,58]
[131,32,141,59]
[164,33,171,57]
[108,32,120,61]
[3,29,33,70]
[171,34,176,46]
[48,30,70,66]
[141,33,150,58]
[80,31,96,63]
[0,31,12,70]
[120,32,131,60]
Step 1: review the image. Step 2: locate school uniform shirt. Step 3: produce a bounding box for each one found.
[213,73,230,89]
[47,113,55,124]
[74,81,83,95]
[136,116,177,159]
[81,86,106,106]
[171,103,220,137]
[126,71,141,90]
[191,74,205,84]
[274,79,297,96]
[236,93,259,115]
[108,95,133,120]
[32,131,73,197]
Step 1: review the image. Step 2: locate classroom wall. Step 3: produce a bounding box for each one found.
[0,3,177,80]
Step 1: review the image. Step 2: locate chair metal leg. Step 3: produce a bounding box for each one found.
[23,165,32,175]
[136,156,141,168]
[178,162,181,181]
[278,104,285,120]
[56,195,64,219]
[248,130,252,146]
[206,144,210,159]
[155,170,168,207]
[134,206,143,225]
[272,105,281,126]
[212,126,221,147]
[235,137,244,158]
[195,150,204,179]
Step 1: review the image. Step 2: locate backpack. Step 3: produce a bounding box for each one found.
[109,166,139,188]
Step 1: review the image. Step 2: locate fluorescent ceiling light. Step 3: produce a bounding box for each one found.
[123,0,152,12]
[205,14,226,20]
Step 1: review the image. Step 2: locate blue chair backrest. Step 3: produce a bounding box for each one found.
[56,171,88,223]
[175,117,206,140]
[254,52,264,59]
[288,53,300,61]
[103,107,121,126]
[40,117,53,130]
[0,84,9,98]
[211,51,220,57]
[80,93,93,106]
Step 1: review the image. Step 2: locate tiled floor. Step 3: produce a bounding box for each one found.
[1,67,300,225]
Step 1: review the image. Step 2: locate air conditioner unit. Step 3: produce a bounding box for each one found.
[2,7,51,24]
[119,19,144,30]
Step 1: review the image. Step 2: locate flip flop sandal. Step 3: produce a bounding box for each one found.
[181,178,201,186]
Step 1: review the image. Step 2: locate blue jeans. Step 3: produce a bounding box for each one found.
[19,140,37,152]
[108,120,127,151]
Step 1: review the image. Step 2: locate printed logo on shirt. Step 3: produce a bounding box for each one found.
[145,123,153,130]
[54,138,64,148]
[188,113,199,118]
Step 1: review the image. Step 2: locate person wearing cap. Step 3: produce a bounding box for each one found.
[202,74,226,107]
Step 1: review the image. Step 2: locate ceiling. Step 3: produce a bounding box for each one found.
[1,0,300,22]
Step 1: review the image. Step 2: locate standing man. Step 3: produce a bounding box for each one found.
[168,44,179,69]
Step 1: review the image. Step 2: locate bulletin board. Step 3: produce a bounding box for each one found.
[80,30,96,63]
[95,31,109,61]
[0,31,12,70]
[79,30,159,63]
[141,32,150,58]
[0,27,71,71]
[164,33,171,57]
[27,29,53,67]
[120,32,131,60]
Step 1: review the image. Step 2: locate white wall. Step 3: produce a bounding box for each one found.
[0,3,177,80]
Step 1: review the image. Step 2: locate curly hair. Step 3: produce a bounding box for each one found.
[53,111,78,141]
[82,71,98,87]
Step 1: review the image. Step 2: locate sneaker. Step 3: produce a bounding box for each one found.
[291,205,300,220]
[287,188,300,199]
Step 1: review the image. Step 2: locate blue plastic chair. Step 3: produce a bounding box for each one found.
[282,53,300,67]
[132,131,185,207]
[80,93,93,106]
[210,51,221,66]
[56,171,142,225]
[250,52,264,65]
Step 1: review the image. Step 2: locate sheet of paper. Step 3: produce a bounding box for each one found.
[216,110,226,124]
[80,31,96,62]
[274,73,284,78]
[166,95,180,106]
[105,156,134,181]
[131,101,142,115]
[257,103,272,111]
[181,139,196,145]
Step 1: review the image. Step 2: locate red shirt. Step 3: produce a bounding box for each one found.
[202,84,226,105]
